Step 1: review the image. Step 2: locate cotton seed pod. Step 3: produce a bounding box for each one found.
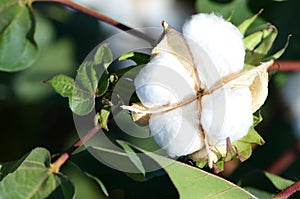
[122,13,272,167]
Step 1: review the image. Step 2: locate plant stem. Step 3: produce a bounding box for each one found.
[51,125,101,173]
[273,180,300,199]
[32,0,156,44]
[271,61,300,71]
[267,141,300,175]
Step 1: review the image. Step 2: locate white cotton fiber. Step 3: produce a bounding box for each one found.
[131,13,254,159]
[134,53,195,108]
[201,87,253,145]
[150,101,203,157]
[183,13,245,88]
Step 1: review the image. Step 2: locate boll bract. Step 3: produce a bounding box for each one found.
[123,13,273,167]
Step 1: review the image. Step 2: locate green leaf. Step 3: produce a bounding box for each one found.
[120,142,257,198]
[0,0,39,71]
[245,25,278,65]
[70,44,113,115]
[243,187,274,199]
[195,0,265,25]
[97,71,109,97]
[117,141,146,176]
[244,26,273,51]
[0,147,74,199]
[118,51,150,65]
[94,44,113,68]
[265,34,291,60]
[70,61,97,115]
[84,172,109,197]
[148,152,256,198]
[95,105,110,131]
[238,9,263,35]
[232,141,252,160]
[264,172,294,190]
[45,74,74,98]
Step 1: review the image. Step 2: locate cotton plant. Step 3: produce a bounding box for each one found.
[122,12,287,170]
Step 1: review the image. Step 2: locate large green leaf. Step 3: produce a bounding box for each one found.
[117,140,146,176]
[0,147,74,199]
[139,147,257,198]
[0,0,39,71]
[95,141,257,198]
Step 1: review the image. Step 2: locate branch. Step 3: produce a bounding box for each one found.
[273,180,300,199]
[32,0,155,44]
[51,124,101,173]
[267,141,300,175]
[271,61,300,71]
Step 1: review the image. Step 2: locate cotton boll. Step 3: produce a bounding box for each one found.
[134,53,195,108]
[182,13,245,88]
[150,101,203,157]
[201,88,253,146]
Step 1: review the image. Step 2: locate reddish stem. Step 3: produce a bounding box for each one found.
[32,0,130,31]
[272,61,300,71]
[32,0,155,44]
[273,180,300,199]
[51,125,101,173]
[267,141,300,175]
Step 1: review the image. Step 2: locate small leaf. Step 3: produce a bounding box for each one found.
[0,147,74,199]
[84,172,109,197]
[264,172,294,190]
[94,44,113,68]
[70,61,98,115]
[117,141,146,176]
[98,106,110,131]
[245,26,277,65]
[97,71,109,97]
[119,51,150,65]
[0,0,39,71]
[238,9,263,35]
[45,74,74,97]
[244,28,270,52]
[254,26,277,55]
[70,44,113,115]
[265,34,291,60]
[232,141,252,161]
